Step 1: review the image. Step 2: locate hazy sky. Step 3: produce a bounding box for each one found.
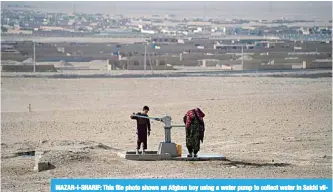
[2,1,332,21]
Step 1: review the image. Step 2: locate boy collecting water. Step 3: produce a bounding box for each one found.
[130,106,151,154]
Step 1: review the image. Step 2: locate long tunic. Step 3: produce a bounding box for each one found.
[183,108,205,154]
[131,112,151,149]
[186,118,201,154]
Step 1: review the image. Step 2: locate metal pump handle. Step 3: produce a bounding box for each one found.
[131,114,185,143]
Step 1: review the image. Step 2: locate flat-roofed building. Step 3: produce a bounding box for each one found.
[198,59,220,67]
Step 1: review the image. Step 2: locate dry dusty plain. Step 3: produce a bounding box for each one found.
[1,74,332,191]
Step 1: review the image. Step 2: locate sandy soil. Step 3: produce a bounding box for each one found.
[1,76,332,191]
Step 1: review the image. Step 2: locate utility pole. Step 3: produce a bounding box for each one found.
[144,44,147,71]
[241,45,244,67]
[147,48,154,75]
[33,41,36,73]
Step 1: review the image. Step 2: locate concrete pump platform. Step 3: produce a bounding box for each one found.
[125,114,226,161]
[124,151,226,161]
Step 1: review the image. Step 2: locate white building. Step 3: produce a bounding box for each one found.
[141,29,155,34]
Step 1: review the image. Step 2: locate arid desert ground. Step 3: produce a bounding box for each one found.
[1,75,332,191]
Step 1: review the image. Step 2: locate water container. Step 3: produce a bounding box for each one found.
[176,144,182,157]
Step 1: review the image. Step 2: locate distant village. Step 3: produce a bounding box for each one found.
[1,8,332,73]
[1,9,332,40]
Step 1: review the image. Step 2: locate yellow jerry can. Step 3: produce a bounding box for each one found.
[176,144,182,157]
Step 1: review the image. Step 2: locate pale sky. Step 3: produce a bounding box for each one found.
[2,1,332,21]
